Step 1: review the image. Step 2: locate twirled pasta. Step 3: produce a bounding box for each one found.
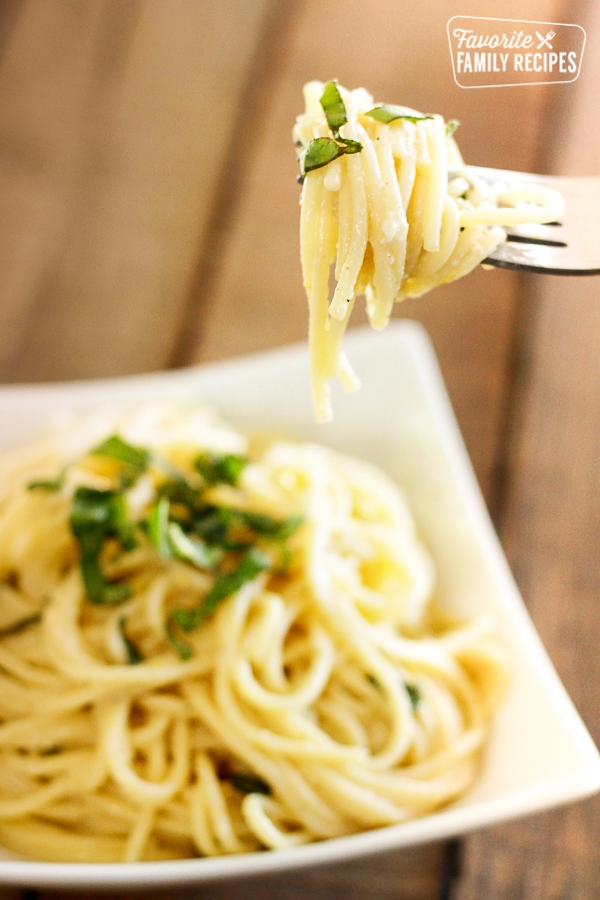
[0,404,508,862]
[294,81,563,421]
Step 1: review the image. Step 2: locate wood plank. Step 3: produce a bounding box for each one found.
[0,888,21,900]
[0,0,271,382]
[29,844,445,900]
[0,0,23,58]
[453,0,600,896]
[186,0,564,501]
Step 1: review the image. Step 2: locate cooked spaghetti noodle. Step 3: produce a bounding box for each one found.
[0,403,508,862]
[294,81,564,421]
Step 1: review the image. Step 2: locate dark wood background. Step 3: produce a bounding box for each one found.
[0,0,599,897]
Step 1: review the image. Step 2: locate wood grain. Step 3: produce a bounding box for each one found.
[0,0,271,382]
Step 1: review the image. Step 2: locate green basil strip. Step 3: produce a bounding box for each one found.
[192,505,232,544]
[230,773,271,796]
[167,548,271,657]
[366,673,383,691]
[237,511,303,542]
[118,616,143,665]
[71,487,133,605]
[167,521,223,569]
[110,494,136,550]
[158,476,203,512]
[148,496,172,558]
[194,452,248,486]
[365,105,434,125]
[445,119,459,137]
[80,556,131,605]
[28,468,67,492]
[276,544,292,574]
[303,135,363,175]
[299,82,363,178]
[336,137,362,154]
[178,548,271,630]
[90,435,150,489]
[165,617,194,661]
[405,681,422,711]
[319,80,347,134]
[91,435,149,472]
[148,499,225,568]
[367,675,421,710]
[303,137,347,174]
[0,613,42,638]
[71,487,123,542]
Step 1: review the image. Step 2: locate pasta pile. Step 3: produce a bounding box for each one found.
[0,403,508,862]
[294,81,564,421]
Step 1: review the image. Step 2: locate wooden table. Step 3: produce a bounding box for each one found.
[0,1,599,897]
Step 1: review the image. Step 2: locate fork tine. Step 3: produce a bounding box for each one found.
[504,223,565,244]
[483,241,600,276]
[471,168,600,275]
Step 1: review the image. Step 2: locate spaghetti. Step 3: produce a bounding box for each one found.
[0,403,508,862]
[294,81,564,421]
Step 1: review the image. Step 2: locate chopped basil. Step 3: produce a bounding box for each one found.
[168,521,223,569]
[148,498,225,568]
[237,511,303,542]
[31,434,300,650]
[304,136,363,174]
[165,618,194,661]
[301,80,363,176]
[275,543,292,574]
[366,104,433,125]
[177,548,270,629]
[194,452,247,486]
[366,672,382,691]
[80,556,131,606]
[405,681,422,711]
[147,496,171,558]
[28,435,148,495]
[167,548,271,657]
[230,773,271,796]
[302,137,344,173]
[192,505,231,544]
[70,487,133,605]
[367,674,421,711]
[0,612,41,638]
[337,138,362,153]
[118,616,143,665]
[187,506,302,550]
[319,80,348,135]
[445,119,459,137]
[71,487,129,547]
[91,435,149,471]
[28,469,67,492]
[91,435,149,487]
[158,476,203,512]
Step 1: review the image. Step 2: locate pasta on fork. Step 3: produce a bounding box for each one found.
[294,81,563,421]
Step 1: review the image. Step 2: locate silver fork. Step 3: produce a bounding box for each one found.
[470,167,600,276]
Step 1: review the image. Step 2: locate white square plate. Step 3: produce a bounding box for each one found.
[0,321,599,890]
